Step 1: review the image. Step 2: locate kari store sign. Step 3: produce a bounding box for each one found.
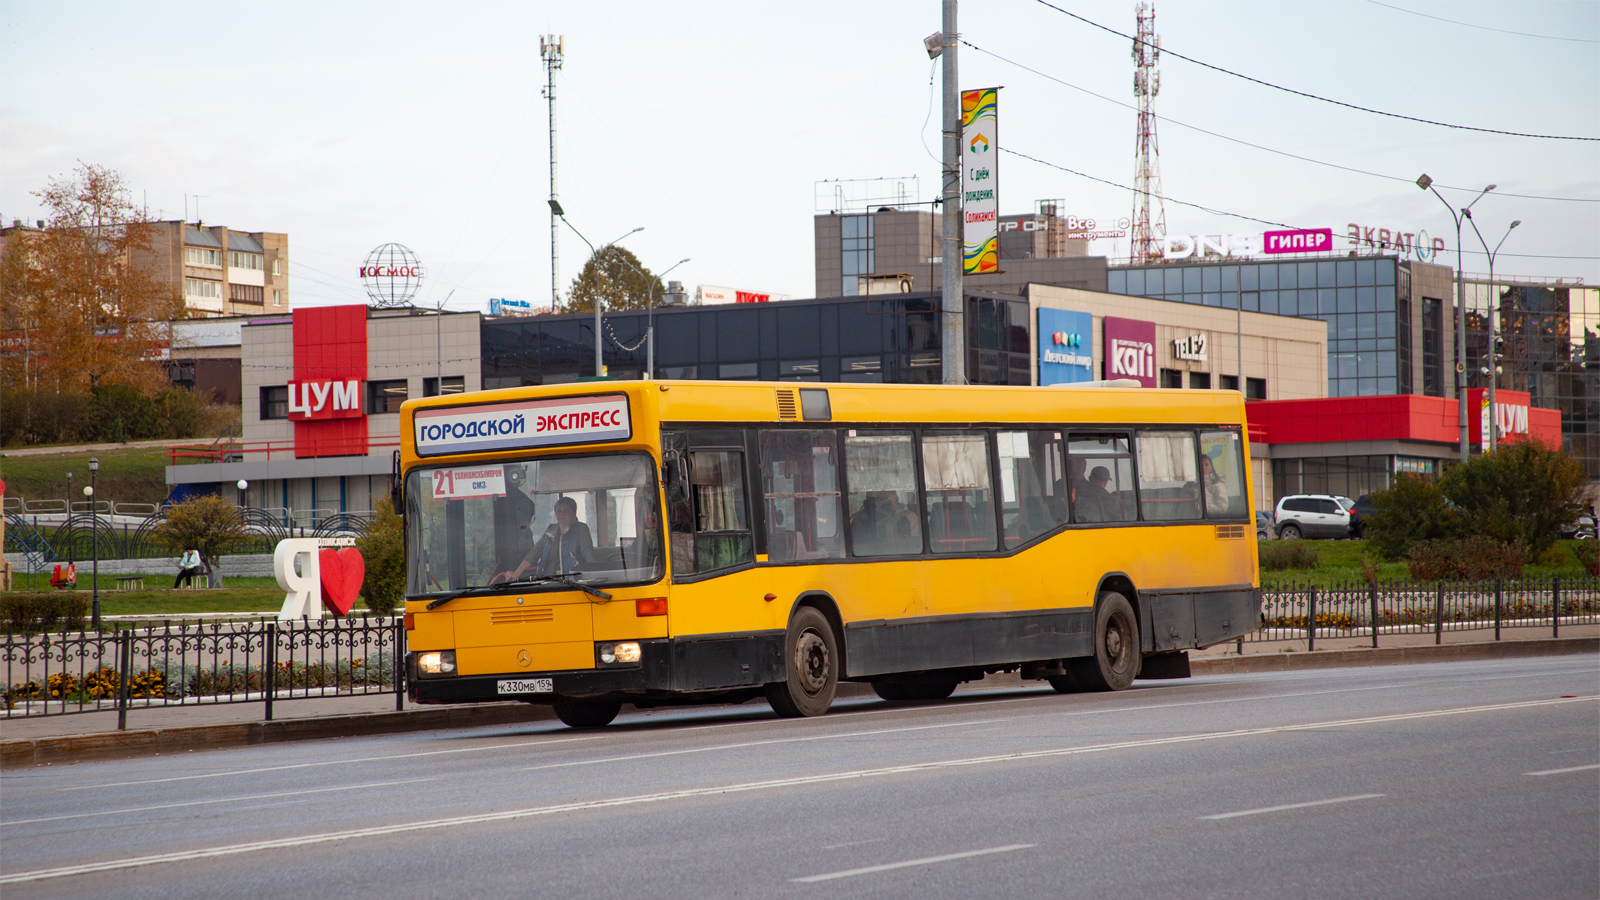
[414,393,631,456]
[961,87,1000,275]
[1037,308,1094,386]
[1103,316,1156,388]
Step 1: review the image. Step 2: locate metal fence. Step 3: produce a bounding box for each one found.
[2,616,405,728]
[1254,577,1600,649]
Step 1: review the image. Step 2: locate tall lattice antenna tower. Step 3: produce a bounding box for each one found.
[541,35,565,309]
[1130,3,1166,263]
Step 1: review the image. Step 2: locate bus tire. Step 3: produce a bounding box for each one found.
[1075,591,1141,692]
[766,606,839,717]
[553,696,622,728]
[872,680,910,701]
[904,678,958,700]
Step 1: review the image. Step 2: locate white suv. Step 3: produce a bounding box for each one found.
[1272,494,1351,540]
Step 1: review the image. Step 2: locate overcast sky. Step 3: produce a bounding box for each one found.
[3,0,1596,313]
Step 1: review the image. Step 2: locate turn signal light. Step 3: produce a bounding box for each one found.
[404,613,415,631]
[636,597,668,617]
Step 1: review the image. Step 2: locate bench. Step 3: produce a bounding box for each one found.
[116,575,146,591]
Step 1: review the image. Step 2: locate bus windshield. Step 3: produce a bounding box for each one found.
[405,452,664,595]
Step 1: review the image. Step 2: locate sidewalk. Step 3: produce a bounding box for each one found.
[3,629,1595,769]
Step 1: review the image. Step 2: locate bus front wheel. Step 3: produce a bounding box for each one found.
[766,607,839,717]
[553,696,622,728]
[1071,592,1140,692]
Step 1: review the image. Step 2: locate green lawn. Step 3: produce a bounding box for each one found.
[1260,538,1591,588]
[0,446,175,508]
[7,575,384,617]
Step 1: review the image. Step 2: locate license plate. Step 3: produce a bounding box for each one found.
[497,678,553,695]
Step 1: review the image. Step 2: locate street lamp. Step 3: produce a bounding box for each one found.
[1463,213,1520,450]
[237,479,249,508]
[64,471,73,568]
[643,258,690,378]
[547,199,643,378]
[1417,175,1495,463]
[88,457,99,628]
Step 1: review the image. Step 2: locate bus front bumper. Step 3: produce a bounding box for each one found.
[407,632,785,703]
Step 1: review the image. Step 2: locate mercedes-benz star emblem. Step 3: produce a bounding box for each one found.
[518,649,531,667]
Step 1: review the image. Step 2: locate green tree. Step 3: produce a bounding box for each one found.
[1365,473,1458,561]
[355,498,405,615]
[151,495,248,586]
[561,245,663,314]
[1440,439,1586,562]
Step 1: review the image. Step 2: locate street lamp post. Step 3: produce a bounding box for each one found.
[547,200,642,378]
[1464,214,1520,451]
[64,471,73,567]
[87,457,99,628]
[1417,175,1495,463]
[237,479,249,508]
[640,258,690,379]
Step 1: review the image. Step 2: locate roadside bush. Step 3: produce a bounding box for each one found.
[151,494,249,580]
[1441,440,1587,564]
[1405,535,1529,581]
[1,592,89,634]
[355,498,404,615]
[1259,541,1320,571]
[0,384,236,447]
[1365,473,1457,561]
[1573,540,1600,577]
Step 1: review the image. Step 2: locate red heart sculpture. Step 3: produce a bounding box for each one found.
[319,547,366,616]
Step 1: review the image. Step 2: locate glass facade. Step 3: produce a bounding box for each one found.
[480,293,1031,390]
[840,214,875,296]
[1272,455,1397,501]
[1108,257,1401,398]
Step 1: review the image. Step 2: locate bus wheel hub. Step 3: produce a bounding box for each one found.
[797,631,829,693]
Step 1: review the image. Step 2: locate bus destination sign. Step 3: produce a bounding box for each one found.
[414,394,632,457]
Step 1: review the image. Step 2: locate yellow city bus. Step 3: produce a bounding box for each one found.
[399,380,1259,727]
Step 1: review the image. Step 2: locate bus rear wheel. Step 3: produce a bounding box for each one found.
[873,677,958,702]
[553,696,622,728]
[1073,591,1140,692]
[766,606,838,718]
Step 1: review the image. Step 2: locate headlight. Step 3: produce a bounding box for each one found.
[418,650,456,675]
[597,641,642,666]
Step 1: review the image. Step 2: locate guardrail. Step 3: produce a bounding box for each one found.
[167,439,400,465]
[2,617,405,727]
[1251,577,1600,649]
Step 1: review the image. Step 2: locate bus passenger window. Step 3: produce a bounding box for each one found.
[922,432,997,553]
[1199,431,1247,519]
[1137,431,1201,521]
[688,450,754,572]
[998,431,1068,548]
[1067,434,1137,524]
[760,430,844,562]
[844,432,923,557]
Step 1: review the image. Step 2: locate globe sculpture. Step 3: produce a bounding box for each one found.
[359,243,424,307]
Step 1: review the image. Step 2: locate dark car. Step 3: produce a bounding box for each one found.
[1561,514,1596,540]
[1256,510,1275,541]
[1348,494,1379,538]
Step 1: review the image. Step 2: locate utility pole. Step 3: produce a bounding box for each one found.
[542,36,565,310]
[940,0,964,385]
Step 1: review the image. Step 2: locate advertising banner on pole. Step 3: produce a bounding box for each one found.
[961,87,1000,275]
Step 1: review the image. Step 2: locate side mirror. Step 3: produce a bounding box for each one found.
[661,449,681,488]
[390,450,403,512]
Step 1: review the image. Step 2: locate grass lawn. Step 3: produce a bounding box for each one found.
[7,574,383,617]
[1260,538,1592,588]
[0,446,175,508]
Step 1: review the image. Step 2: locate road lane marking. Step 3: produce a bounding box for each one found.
[820,837,888,850]
[2,779,435,827]
[1200,794,1385,820]
[2,695,1590,885]
[790,844,1035,883]
[519,719,1008,771]
[1524,763,1600,777]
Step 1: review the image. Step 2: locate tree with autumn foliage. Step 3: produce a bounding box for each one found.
[561,245,664,314]
[1,163,185,395]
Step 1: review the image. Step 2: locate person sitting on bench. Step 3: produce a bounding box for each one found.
[174,545,203,589]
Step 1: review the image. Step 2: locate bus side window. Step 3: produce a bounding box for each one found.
[844,432,923,557]
[1136,431,1201,521]
[1067,433,1138,524]
[922,431,997,553]
[1199,431,1247,519]
[998,430,1069,548]
[760,430,845,563]
[688,450,754,572]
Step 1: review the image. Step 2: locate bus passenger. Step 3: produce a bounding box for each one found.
[1077,466,1116,522]
[494,496,593,582]
[850,491,917,554]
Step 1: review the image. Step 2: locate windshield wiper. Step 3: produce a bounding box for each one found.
[423,573,612,610]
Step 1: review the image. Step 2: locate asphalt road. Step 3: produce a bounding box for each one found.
[2,657,1597,900]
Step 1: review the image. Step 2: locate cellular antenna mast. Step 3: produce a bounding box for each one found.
[542,35,565,309]
[1130,3,1166,263]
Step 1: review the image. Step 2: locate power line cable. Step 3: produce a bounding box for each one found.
[964,40,1600,204]
[1001,146,1599,261]
[1030,0,1600,141]
[1366,0,1600,44]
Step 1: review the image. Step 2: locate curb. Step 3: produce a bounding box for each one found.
[4,639,1595,769]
